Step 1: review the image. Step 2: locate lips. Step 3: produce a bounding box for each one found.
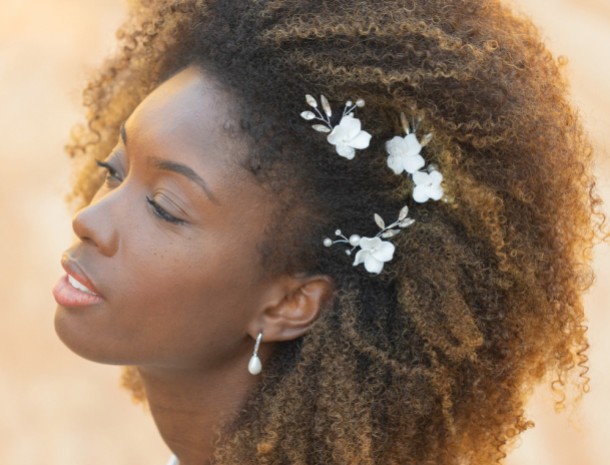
[67,274,98,295]
[52,255,104,307]
[60,256,102,295]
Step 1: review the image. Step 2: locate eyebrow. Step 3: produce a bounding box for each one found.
[120,123,128,146]
[149,156,218,204]
[120,122,218,204]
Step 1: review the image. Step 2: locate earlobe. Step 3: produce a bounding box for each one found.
[249,275,334,342]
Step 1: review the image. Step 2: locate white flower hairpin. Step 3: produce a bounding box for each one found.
[385,113,443,203]
[300,94,372,160]
[300,95,444,275]
[323,207,415,274]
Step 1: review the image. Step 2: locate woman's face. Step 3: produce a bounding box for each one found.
[53,66,278,372]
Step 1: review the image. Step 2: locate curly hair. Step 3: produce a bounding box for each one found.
[66,0,605,463]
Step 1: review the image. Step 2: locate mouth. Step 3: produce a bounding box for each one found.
[66,272,99,295]
[52,256,104,307]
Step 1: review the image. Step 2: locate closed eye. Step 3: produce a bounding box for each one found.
[146,196,185,225]
[96,158,185,226]
[96,159,123,186]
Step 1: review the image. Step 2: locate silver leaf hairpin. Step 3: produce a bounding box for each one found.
[323,206,415,274]
[300,94,443,275]
[300,94,372,160]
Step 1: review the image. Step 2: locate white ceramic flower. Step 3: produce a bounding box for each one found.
[326,113,372,160]
[385,133,425,175]
[412,169,444,203]
[352,236,396,274]
[323,207,413,275]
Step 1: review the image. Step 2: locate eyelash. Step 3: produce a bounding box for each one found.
[96,159,123,184]
[95,159,184,225]
[146,196,184,225]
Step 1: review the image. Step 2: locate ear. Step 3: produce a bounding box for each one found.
[247,274,334,342]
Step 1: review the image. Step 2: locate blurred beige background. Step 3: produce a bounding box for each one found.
[0,1,608,464]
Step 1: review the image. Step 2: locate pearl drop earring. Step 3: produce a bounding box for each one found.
[248,332,263,375]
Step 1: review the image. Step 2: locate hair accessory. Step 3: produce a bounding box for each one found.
[301,94,444,274]
[300,94,372,159]
[248,332,263,375]
[323,206,415,274]
[385,113,443,203]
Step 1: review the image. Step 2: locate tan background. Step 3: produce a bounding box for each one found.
[0,0,608,464]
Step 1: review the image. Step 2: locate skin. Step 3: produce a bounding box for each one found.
[54,65,332,465]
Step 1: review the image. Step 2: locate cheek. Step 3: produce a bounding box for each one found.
[56,196,272,367]
[109,227,266,358]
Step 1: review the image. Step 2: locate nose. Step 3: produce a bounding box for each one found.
[72,197,120,257]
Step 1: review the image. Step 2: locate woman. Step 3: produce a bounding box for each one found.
[52,1,603,464]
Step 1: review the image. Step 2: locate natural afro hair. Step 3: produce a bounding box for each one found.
[66,0,605,464]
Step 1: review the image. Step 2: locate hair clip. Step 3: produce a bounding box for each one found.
[300,94,372,159]
[323,206,415,274]
[385,113,443,203]
[299,94,443,275]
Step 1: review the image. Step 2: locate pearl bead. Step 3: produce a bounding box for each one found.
[349,234,361,246]
[248,355,262,375]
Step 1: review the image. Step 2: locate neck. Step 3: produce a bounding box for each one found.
[138,364,258,465]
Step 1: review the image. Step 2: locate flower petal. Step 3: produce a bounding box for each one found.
[429,170,443,184]
[353,249,366,266]
[372,241,395,262]
[364,254,384,274]
[339,114,362,139]
[335,144,356,159]
[349,130,372,149]
[387,153,405,175]
[327,125,346,144]
[404,133,422,156]
[412,185,429,203]
[358,237,381,251]
[429,184,444,200]
[412,170,429,186]
[385,136,407,157]
[403,153,425,174]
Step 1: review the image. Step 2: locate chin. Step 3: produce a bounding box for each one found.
[54,305,129,366]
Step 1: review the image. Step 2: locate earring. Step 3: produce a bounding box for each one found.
[248,332,263,375]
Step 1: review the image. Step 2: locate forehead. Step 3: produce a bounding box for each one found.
[124,66,254,201]
[128,66,240,154]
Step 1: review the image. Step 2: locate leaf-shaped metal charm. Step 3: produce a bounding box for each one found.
[300,111,316,120]
[399,218,415,228]
[400,112,410,134]
[306,94,317,108]
[421,133,433,147]
[320,95,332,117]
[398,206,409,221]
[312,124,331,133]
[374,213,385,229]
[381,229,401,238]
